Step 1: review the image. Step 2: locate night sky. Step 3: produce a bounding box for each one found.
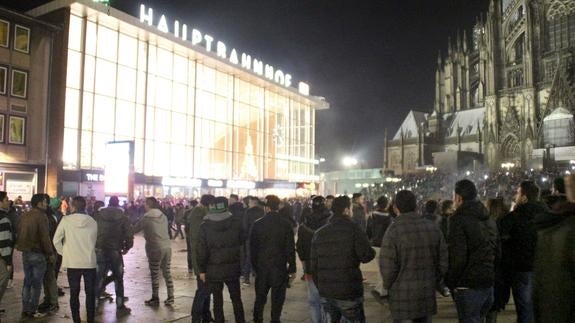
[11,0,490,170]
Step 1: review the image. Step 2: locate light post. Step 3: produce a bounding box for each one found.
[342,156,359,168]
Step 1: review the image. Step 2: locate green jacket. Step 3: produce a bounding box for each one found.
[186,205,208,275]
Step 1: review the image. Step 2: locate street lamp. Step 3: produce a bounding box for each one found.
[342,156,358,168]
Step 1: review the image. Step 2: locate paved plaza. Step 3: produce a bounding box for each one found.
[3,234,518,322]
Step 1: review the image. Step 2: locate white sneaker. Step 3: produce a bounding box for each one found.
[6,280,13,289]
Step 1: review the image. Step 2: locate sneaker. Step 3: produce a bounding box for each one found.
[58,287,65,296]
[164,297,175,306]
[440,287,451,297]
[6,279,13,289]
[116,305,131,316]
[144,298,159,306]
[99,291,113,300]
[31,311,47,318]
[242,279,250,286]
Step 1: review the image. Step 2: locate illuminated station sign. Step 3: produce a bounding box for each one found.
[139,4,310,95]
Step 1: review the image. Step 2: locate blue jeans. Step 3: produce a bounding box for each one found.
[306,280,323,323]
[452,287,494,323]
[68,268,96,323]
[22,251,47,313]
[321,297,366,323]
[96,249,125,308]
[510,272,533,323]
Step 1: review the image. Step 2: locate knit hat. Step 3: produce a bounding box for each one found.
[49,197,61,210]
[211,196,228,213]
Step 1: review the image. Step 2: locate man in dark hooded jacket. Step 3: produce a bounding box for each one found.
[498,181,547,323]
[296,196,331,323]
[447,179,498,323]
[532,174,575,323]
[197,196,245,323]
[94,196,133,316]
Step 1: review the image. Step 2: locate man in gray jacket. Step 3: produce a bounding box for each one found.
[135,197,174,307]
[381,190,448,322]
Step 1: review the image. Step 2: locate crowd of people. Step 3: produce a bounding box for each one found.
[0,170,573,322]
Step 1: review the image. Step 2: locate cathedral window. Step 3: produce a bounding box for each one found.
[546,0,575,51]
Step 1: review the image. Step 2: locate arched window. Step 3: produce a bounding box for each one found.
[546,0,575,51]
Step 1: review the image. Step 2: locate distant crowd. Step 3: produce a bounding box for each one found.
[0,170,574,322]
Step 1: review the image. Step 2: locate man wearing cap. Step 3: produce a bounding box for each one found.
[94,196,133,316]
[134,197,174,307]
[196,196,246,323]
[250,195,296,323]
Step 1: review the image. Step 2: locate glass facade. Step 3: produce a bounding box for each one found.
[63,13,317,183]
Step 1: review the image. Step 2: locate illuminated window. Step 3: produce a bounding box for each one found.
[82,93,94,131]
[0,20,8,48]
[0,66,6,95]
[95,59,117,97]
[65,89,79,129]
[173,54,188,84]
[14,24,30,54]
[63,128,78,169]
[11,69,27,98]
[118,33,137,68]
[157,47,173,79]
[97,25,117,62]
[66,50,82,89]
[117,66,137,102]
[93,95,115,134]
[68,15,83,51]
[85,22,97,56]
[115,100,135,137]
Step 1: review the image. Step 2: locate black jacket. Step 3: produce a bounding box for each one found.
[310,214,375,300]
[366,210,392,247]
[95,207,134,251]
[498,201,547,272]
[229,202,245,223]
[250,211,296,284]
[244,206,264,235]
[197,211,245,282]
[446,200,499,290]
[296,209,331,274]
[532,202,575,323]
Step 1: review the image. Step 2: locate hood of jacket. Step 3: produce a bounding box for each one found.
[455,200,489,221]
[68,213,93,228]
[306,209,331,230]
[533,201,575,230]
[98,207,125,222]
[203,211,234,232]
[144,208,165,220]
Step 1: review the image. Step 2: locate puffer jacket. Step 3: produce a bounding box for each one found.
[310,214,375,300]
[446,200,499,290]
[197,211,245,281]
[135,208,171,254]
[94,206,133,251]
[498,201,547,272]
[296,208,331,274]
[533,202,575,323]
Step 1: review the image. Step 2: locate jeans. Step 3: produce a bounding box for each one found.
[510,272,533,323]
[321,297,366,323]
[0,259,9,303]
[96,249,125,308]
[208,279,245,323]
[22,251,47,313]
[147,248,174,299]
[452,287,494,323]
[253,275,288,323]
[174,223,184,239]
[67,268,96,323]
[306,279,323,323]
[191,277,213,322]
[42,259,58,305]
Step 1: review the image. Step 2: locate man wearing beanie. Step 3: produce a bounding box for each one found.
[196,196,246,323]
[250,195,296,323]
[310,195,375,322]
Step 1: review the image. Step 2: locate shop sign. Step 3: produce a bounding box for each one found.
[227,180,256,189]
[207,179,224,188]
[6,180,34,201]
[162,177,202,187]
[139,4,310,95]
[85,173,105,182]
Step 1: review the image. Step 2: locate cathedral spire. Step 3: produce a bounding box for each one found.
[447,36,452,56]
[456,29,462,51]
[437,50,442,66]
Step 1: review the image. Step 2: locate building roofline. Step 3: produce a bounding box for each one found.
[27,0,329,109]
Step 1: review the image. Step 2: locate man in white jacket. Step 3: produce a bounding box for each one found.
[53,196,98,323]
